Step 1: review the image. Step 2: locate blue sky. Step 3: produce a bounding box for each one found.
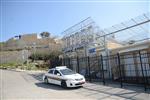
[0,0,150,42]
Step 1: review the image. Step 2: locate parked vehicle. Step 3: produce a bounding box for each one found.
[43,66,86,88]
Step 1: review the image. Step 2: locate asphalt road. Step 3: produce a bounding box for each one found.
[0,69,95,100]
[0,69,149,100]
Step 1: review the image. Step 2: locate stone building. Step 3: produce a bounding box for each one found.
[0,33,62,64]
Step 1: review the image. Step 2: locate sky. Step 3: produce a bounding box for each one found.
[0,0,150,42]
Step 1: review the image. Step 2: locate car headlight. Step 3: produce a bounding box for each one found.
[75,78,84,81]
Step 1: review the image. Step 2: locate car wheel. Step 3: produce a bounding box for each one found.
[61,80,67,88]
[44,77,48,84]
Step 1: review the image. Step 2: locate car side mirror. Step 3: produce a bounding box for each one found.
[57,73,61,76]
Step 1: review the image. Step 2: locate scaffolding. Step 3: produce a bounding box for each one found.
[96,12,150,45]
[62,17,102,53]
[62,12,150,56]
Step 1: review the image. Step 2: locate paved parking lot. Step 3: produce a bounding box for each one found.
[0,69,149,100]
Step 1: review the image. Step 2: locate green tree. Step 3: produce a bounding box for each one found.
[29,51,62,62]
[40,32,50,38]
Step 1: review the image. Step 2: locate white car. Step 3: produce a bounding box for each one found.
[43,66,86,88]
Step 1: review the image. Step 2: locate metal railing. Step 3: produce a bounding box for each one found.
[62,49,150,91]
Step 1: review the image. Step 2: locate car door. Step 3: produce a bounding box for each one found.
[46,69,55,84]
[53,70,62,85]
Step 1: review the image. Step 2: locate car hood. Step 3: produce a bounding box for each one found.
[64,73,84,80]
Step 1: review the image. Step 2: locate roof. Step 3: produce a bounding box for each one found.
[111,40,150,53]
[55,66,67,70]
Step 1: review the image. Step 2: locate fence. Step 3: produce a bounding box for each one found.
[62,50,150,91]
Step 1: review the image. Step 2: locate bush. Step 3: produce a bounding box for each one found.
[0,62,21,69]
[29,51,62,61]
[0,62,48,71]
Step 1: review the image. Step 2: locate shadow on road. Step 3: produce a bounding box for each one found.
[80,82,150,100]
[28,73,44,81]
[35,82,82,91]
[35,82,63,90]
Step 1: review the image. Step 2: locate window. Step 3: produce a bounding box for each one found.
[54,70,61,76]
[48,70,54,74]
[60,68,76,75]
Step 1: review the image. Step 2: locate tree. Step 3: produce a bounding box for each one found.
[29,51,62,68]
[40,32,50,38]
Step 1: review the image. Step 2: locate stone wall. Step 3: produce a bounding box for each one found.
[21,34,37,42]
[1,33,60,51]
[0,33,62,64]
[0,50,31,64]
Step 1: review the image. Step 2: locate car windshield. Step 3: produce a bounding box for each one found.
[60,68,76,75]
